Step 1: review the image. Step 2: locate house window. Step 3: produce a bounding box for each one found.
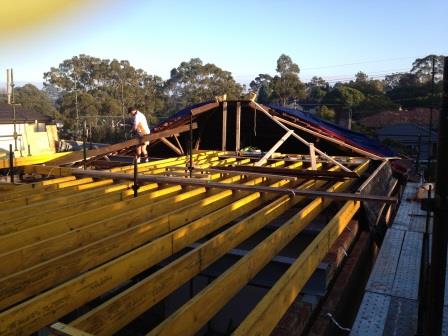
[35,122,46,132]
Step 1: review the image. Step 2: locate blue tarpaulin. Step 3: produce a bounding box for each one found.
[268,104,396,157]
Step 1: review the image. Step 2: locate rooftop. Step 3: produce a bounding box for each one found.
[0,102,53,124]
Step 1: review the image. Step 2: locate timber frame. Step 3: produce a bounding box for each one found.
[0,150,402,335]
[0,96,403,335]
[40,96,396,170]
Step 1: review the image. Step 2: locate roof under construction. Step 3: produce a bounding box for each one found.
[0,98,402,336]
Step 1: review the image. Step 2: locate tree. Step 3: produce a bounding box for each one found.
[304,76,328,105]
[44,54,103,93]
[309,76,328,88]
[276,54,300,76]
[322,86,365,123]
[44,54,169,141]
[358,95,396,116]
[318,105,336,121]
[355,71,369,82]
[411,54,445,83]
[347,72,384,96]
[342,72,391,116]
[307,86,327,103]
[270,54,305,105]
[166,58,243,111]
[250,74,273,103]
[14,84,59,118]
[384,66,443,109]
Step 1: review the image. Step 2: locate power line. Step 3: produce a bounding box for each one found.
[301,56,417,71]
[233,55,419,80]
[235,67,411,84]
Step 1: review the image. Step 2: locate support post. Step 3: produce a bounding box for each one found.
[236,102,241,152]
[82,120,87,170]
[9,144,14,183]
[27,144,31,157]
[132,158,139,198]
[255,130,294,166]
[189,113,193,178]
[427,55,436,181]
[309,143,317,170]
[9,69,18,151]
[160,137,183,155]
[427,56,448,336]
[173,135,184,154]
[12,104,18,152]
[416,135,421,174]
[222,101,227,151]
[89,123,93,150]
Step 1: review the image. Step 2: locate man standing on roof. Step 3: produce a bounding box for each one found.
[128,106,150,163]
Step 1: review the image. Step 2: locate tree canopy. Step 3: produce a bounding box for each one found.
[166,58,243,111]
[322,85,365,122]
[6,53,443,142]
[250,54,305,105]
[14,84,59,118]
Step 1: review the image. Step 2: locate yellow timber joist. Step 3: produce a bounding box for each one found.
[146,160,368,336]
[0,152,72,169]
[0,151,372,336]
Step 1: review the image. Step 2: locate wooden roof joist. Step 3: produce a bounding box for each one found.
[0,160,278,270]
[0,152,229,231]
[0,155,249,235]
[0,158,315,334]
[0,153,400,335]
[67,164,329,335]
[147,161,369,336]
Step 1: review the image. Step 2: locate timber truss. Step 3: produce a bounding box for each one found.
[42,96,394,170]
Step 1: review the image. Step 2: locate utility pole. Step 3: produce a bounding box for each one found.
[427,56,448,336]
[74,74,79,140]
[427,55,436,180]
[7,69,18,151]
[121,80,126,139]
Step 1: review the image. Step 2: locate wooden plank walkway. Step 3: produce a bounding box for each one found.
[351,182,429,336]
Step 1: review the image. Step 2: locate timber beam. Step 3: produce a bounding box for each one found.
[233,199,362,335]
[61,168,396,203]
[0,162,300,334]
[47,123,198,166]
[146,161,369,335]
[67,165,326,334]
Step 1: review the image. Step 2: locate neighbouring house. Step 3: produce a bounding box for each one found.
[358,108,440,129]
[0,103,59,155]
[377,123,437,162]
[356,108,439,162]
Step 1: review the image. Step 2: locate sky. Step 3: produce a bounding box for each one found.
[1,0,447,88]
